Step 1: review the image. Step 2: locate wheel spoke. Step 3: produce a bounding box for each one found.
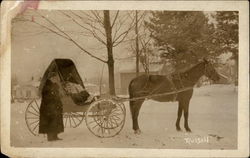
[34,100,40,110]
[111,115,121,121]
[69,115,72,127]
[97,125,101,134]
[27,110,39,116]
[92,123,99,130]
[29,119,39,125]
[110,110,123,116]
[32,122,39,131]
[71,114,77,127]
[73,116,82,122]
[64,115,68,127]
[26,117,39,119]
[111,117,119,127]
[106,119,112,129]
[88,120,98,125]
[71,113,82,122]
[100,122,104,137]
[111,108,120,113]
[31,105,39,114]
[108,118,116,128]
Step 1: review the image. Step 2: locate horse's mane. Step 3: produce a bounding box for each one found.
[170,61,204,76]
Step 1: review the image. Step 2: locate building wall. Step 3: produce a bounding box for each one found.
[13,85,39,100]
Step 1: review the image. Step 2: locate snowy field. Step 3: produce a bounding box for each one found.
[10,84,237,149]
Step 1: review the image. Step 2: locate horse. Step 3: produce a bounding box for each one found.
[128,59,220,134]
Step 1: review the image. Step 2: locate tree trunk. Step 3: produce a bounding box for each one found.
[103,10,116,95]
[135,10,140,76]
[233,53,238,86]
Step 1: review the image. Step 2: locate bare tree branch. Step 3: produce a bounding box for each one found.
[60,11,92,32]
[90,28,107,45]
[111,11,119,28]
[91,10,104,26]
[112,13,131,40]
[112,20,123,41]
[36,12,72,39]
[84,21,106,37]
[71,11,96,23]
[68,37,107,63]
[23,17,70,40]
[60,11,106,45]
[113,15,136,46]
[113,20,136,47]
[33,12,107,63]
[70,11,107,38]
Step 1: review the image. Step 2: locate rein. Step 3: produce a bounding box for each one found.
[115,86,194,102]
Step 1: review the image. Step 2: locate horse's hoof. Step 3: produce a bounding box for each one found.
[176,127,182,132]
[185,128,192,132]
[134,129,142,135]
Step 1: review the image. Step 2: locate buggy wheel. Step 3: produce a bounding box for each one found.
[25,99,40,136]
[85,99,126,138]
[63,112,84,128]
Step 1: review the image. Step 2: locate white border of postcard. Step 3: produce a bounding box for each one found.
[1,1,249,157]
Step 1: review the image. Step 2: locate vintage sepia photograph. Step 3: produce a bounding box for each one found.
[1,1,249,158]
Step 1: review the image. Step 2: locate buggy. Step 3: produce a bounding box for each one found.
[25,59,126,138]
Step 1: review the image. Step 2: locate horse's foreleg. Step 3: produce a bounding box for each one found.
[183,99,191,132]
[176,102,183,131]
[130,100,143,134]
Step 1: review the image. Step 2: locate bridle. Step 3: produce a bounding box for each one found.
[204,61,215,80]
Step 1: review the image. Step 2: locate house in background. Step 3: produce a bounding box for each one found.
[12,81,40,102]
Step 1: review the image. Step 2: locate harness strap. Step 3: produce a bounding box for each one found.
[176,73,184,89]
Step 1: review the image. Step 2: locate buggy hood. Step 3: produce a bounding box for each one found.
[39,59,85,96]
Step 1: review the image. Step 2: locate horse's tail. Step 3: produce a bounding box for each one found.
[128,78,134,100]
[128,78,135,112]
[129,78,139,121]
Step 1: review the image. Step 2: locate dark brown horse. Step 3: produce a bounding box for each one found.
[128,59,220,134]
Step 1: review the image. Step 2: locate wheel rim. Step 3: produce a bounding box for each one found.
[85,99,126,138]
[25,99,40,136]
[63,112,84,128]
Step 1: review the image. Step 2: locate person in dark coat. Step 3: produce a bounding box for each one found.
[39,72,64,141]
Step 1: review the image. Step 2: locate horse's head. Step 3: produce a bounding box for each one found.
[203,58,220,82]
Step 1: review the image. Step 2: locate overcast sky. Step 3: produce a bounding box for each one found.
[11,10,136,83]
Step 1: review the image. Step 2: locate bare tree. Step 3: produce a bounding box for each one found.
[15,10,137,95]
[128,11,153,74]
[135,10,140,76]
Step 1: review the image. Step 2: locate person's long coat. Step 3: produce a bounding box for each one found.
[39,79,64,134]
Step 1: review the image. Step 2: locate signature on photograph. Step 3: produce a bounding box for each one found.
[184,136,209,145]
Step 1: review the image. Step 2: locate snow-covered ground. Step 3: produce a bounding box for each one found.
[10,84,237,149]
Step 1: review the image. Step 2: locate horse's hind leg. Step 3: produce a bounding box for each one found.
[176,102,183,131]
[130,100,144,134]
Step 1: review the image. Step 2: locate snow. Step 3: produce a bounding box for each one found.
[10,84,237,149]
